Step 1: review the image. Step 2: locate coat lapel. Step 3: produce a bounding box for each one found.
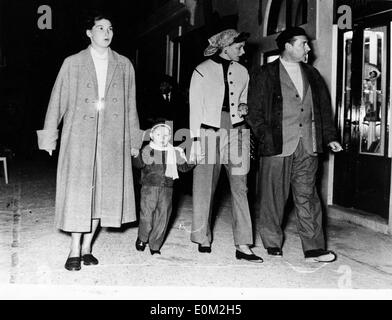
[279,61,296,90]
[82,47,99,99]
[269,59,281,94]
[105,48,119,97]
[279,59,308,101]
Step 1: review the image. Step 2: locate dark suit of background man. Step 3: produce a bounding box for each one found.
[144,75,187,136]
[246,27,343,263]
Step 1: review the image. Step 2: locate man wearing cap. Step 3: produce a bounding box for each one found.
[246,27,342,262]
[189,29,263,262]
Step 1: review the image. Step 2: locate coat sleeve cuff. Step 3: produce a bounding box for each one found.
[36,129,59,151]
[131,128,145,150]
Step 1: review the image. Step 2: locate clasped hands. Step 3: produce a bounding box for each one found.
[237,103,248,117]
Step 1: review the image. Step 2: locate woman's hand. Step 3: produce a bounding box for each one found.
[190,140,204,163]
[131,148,140,157]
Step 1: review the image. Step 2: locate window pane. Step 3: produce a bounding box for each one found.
[359,27,387,155]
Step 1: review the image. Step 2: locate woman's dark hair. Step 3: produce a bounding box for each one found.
[83,10,114,31]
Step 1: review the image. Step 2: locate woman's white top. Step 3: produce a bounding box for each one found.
[189,59,249,138]
[90,46,109,100]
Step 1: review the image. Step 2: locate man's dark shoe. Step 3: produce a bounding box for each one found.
[64,257,81,271]
[267,247,283,257]
[81,254,99,265]
[235,250,263,263]
[135,238,147,251]
[150,249,161,255]
[198,244,211,253]
[304,249,337,263]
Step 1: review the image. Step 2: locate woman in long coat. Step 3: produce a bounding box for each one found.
[37,13,144,271]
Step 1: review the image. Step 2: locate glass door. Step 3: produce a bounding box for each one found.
[359,27,387,155]
[333,21,391,219]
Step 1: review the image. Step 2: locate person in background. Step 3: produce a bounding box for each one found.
[144,75,187,136]
[37,12,143,271]
[246,27,342,262]
[189,29,263,263]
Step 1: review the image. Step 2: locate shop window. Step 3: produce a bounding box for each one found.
[359,27,387,155]
[339,27,388,156]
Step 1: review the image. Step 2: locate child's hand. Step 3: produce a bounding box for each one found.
[176,147,187,162]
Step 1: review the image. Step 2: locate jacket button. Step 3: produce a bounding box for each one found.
[230,81,233,84]
[230,92,234,95]
[112,98,117,103]
[87,83,92,88]
[296,94,299,98]
[232,114,235,117]
[299,124,303,127]
[85,98,89,103]
[229,72,232,75]
[301,108,304,112]
[112,83,117,88]
[231,103,234,106]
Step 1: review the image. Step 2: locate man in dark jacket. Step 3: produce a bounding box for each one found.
[246,27,342,262]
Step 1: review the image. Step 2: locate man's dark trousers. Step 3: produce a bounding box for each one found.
[257,139,325,252]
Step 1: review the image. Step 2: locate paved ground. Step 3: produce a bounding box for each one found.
[1,159,392,299]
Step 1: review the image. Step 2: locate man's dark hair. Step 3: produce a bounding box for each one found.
[275,27,308,53]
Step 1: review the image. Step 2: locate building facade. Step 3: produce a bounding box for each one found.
[135,0,392,234]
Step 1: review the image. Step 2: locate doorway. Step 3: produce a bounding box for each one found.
[333,12,392,219]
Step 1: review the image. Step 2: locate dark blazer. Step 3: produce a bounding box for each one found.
[246,59,338,156]
[143,89,187,133]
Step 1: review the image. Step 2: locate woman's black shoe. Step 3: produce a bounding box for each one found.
[135,238,147,251]
[150,249,161,255]
[81,254,99,265]
[198,244,211,253]
[235,250,263,263]
[64,257,81,271]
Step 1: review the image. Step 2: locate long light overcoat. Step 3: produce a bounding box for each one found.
[37,47,143,232]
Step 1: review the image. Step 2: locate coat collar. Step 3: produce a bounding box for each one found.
[269,58,310,98]
[81,46,119,98]
[278,59,310,99]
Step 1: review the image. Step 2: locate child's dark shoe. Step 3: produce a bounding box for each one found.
[135,238,147,251]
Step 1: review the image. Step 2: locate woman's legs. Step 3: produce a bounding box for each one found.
[81,218,100,255]
[69,233,82,257]
[68,218,100,257]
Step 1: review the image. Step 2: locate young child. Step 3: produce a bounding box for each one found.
[133,123,194,255]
